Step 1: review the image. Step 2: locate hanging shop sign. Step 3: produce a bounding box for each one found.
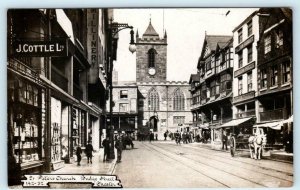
[12,40,68,57]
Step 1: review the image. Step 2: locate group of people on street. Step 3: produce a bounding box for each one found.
[75,133,133,166]
[137,131,158,141]
[76,141,94,166]
[174,131,195,145]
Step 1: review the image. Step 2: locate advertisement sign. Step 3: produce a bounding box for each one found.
[12,40,68,57]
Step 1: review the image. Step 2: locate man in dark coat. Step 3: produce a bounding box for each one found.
[222,132,228,150]
[115,135,123,163]
[102,137,110,162]
[85,141,94,164]
[76,144,82,166]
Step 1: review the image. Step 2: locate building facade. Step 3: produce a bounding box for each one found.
[256,8,293,152]
[135,21,193,139]
[189,9,293,152]
[190,34,234,148]
[111,81,138,137]
[7,9,111,185]
[109,20,193,139]
[232,11,259,123]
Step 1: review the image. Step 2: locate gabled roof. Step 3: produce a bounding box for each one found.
[217,42,228,49]
[143,20,159,36]
[189,74,200,84]
[198,35,232,69]
[206,35,232,51]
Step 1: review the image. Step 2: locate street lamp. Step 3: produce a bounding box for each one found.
[129,29,136,53]
[107,20,136,159]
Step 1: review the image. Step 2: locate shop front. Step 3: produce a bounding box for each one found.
[112,114,137,139]
[7,60,45,185]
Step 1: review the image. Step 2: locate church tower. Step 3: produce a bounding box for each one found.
[136,19,167,83]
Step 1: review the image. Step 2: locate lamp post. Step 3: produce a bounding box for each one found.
[107,20,136,159]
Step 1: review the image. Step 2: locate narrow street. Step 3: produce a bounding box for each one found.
[114,141,293,188]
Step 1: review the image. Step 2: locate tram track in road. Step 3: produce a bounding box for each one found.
[139,142,230,188]
[168,143,293,181]
[141,142,266,188]
[149,142,292,187]
[171,143,293,177]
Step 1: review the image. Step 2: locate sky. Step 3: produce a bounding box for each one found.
[113,8,258,82]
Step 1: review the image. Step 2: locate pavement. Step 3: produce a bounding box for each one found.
[158,140,293,163]
[50,149,117,175]
[9,148,117,189]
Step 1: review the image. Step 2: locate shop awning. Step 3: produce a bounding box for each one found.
[55,9,75,44]
[220,117,253,128]
[253,121,283,130]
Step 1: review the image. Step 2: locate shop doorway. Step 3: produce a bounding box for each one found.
[149,116,158,132]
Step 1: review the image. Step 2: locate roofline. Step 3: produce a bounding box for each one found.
[232,10,258,33]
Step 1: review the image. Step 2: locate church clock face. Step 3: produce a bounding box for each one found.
[148,67,156,76]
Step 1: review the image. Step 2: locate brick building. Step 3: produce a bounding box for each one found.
[256,8,293,152]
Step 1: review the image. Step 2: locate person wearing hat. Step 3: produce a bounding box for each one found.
[76,144,82,166]
[115,135,123,163]
[102,136,110,162]
[85,141,94,164]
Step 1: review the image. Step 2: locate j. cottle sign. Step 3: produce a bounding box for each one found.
[12,40,67,57]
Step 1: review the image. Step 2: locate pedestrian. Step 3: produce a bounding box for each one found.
[102,137,110,162]
[164,132,167,140]
[76,144,82,166]
[115,135,123,163]
[155,133,158,141]
[149,132,153,143]
[222,132,228,150]
[85,141,94,164]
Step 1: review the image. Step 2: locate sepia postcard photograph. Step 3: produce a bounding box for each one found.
[6,7,293,188]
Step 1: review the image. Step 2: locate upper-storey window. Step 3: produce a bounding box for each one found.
[120,90,128,99]
[282,61,291,84]
[247,20,253,37]
[247,72,253,92]
[238,52,243,68]
[238,28,243,44]
[148,48,157,68]
[261,68,267,88]
[238,77,243,95]
[275,30,283,48]
[264,35,271,54]
[270,65,278,86]
[148,88,159,111]
[247,45,253,63]
[173,88,185,111]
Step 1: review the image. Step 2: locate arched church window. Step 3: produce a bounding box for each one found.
[173,88,185,110]
[148,88,159,111]
[148,48,157,68]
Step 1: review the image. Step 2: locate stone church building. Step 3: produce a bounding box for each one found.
[114,20,192,139]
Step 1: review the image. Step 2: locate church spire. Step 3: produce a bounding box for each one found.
[142,19,159,37]
[136,29,139,38]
